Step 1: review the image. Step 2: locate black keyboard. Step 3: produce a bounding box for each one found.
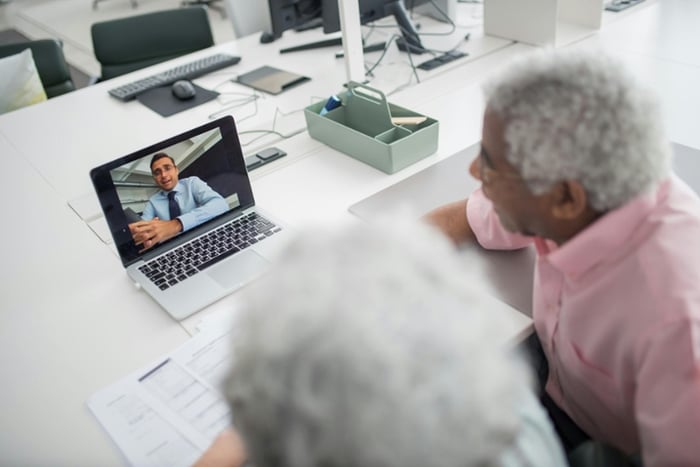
[107,53,241,101]
[138,212,281,291]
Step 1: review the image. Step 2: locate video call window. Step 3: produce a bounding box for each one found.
[109,127,240,221]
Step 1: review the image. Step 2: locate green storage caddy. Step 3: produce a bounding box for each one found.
[304,81,439,174]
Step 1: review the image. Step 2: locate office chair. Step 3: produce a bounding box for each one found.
[90,7,215,82]
[0,39,76,98]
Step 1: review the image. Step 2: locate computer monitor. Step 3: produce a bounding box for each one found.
[322,0,431,54]
[267,0,323,40]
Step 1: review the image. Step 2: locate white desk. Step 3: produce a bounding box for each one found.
[0,12,512,204]
[577,0,700,150]
[0,19,523,465]
[0,132,190,464]
[0,1,698,464]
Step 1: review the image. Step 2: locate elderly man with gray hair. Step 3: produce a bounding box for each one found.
[426,48,700,465]
[194,221,567,467]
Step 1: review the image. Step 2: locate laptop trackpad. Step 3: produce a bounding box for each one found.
[207,249,269,289]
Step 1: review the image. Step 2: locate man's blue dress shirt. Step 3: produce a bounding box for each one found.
[141,177,228,232]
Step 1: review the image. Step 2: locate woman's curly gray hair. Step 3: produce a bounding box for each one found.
[484,48,671,211]
[225,220,530,467]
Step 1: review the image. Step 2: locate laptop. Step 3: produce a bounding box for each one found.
[90,116,290,320]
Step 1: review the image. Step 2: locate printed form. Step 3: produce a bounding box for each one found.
[88,324,234,466]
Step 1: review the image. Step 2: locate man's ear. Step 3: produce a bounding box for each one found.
[549,180,589,220]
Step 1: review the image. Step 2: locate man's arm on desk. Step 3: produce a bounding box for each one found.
[128,177,227,251]
[129,217,182,251]
[176,177,228,232]
[423,198,476,245]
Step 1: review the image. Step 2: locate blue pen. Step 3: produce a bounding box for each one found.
[320,95,342,116]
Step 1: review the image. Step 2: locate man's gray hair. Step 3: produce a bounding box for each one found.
[484,48,671,211]
[225,220,530,467]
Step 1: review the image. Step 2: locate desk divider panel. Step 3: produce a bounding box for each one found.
[484,0,604,47]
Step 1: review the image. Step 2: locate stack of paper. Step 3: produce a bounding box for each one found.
[87,325,234,466]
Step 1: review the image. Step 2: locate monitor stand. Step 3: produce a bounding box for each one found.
[396,37,427,55]
[260,15,323,45]
[295,16,323,32]
[280,37,344,54]
[388,0,427,54]
[279,37,388,55]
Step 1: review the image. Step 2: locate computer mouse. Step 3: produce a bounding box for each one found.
[171,80,196,100]
[259,31,275,44]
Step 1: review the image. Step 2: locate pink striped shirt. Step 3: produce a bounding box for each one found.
[467,175,700,466]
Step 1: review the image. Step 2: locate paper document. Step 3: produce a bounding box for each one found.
[88,325,234,466]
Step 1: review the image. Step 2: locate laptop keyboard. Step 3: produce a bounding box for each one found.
[138,212,281,291]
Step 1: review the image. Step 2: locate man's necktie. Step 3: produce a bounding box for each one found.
[168,191,181,220]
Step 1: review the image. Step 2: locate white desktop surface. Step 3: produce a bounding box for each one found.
[576,0,700,150]
[1,1,699,464]
[0,132,190,464]
[0,22,524,466]
[0,15,513,204]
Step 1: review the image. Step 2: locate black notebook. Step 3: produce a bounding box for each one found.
[235,65,310,95]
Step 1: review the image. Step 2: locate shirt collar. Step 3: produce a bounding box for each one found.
[542,179,669,277]
[159,180,184,197]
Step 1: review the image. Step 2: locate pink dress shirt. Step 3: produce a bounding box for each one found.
[467,175,700,466]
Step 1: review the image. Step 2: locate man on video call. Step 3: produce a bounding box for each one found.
[129,152,228,251]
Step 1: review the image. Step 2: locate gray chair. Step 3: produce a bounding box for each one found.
[0,39,76,98]
[90,7,215,81]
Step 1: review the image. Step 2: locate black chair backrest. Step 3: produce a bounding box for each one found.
[91,7,215,81]
[0,39,76,98]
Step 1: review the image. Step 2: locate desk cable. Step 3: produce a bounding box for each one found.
[237,105,307,148]
[206,81,318,148]
[206,75,262,122]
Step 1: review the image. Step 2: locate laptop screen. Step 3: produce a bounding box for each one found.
[90,116,254,267]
